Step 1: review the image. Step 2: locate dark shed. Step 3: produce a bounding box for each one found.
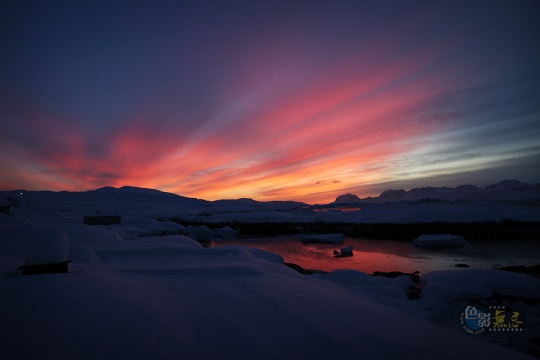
[83,215,121,225]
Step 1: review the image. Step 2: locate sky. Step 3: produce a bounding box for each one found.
[1,0,539,204]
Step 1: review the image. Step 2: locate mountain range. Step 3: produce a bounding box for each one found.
[2,180,539,212]
[334,180,540,204]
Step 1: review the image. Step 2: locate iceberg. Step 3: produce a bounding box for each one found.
[334,246,353,257]
[413,234,466,247]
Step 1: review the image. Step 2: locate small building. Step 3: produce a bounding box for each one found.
[18,261,70,275]
[83,215,121,225]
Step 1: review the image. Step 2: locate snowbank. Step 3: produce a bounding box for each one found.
[24,228,68,265]
[420,269,540,309]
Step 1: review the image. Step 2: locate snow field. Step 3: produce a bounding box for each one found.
[0,215,537,359]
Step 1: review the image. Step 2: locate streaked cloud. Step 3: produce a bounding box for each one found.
[1,1,539,203]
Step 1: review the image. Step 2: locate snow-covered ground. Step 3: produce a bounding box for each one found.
[1,186,540,359]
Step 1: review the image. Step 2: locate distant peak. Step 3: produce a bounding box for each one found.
[214,198,258,203]
[91,186,175,197]
[379,189,406,198]
[486,180,530,190]
[334,193,361,203]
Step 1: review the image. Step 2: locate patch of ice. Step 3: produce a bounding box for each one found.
[414,234,466,247]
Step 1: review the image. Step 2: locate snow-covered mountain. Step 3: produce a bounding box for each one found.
[2,180,540,224]
[335,180,540,203]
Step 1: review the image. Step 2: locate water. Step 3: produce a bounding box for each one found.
[213,236,540,275]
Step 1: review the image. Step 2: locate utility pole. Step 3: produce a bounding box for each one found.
[20,192,29,209]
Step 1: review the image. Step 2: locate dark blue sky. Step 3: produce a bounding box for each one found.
[1,0,539,202]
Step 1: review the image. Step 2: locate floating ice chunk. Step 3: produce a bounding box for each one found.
[213,226,236,239]
[414,234,466,247]
[334,246,353,257]
[302,233,344,244]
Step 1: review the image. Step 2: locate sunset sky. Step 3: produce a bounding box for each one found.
[1,1,539,203]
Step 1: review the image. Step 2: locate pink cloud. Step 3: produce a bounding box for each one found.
[0,30,478,203]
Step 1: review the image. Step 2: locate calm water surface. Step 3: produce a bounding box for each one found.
[214,236,540,275]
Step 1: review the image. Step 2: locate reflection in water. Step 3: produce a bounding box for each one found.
[213,237,540,275]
